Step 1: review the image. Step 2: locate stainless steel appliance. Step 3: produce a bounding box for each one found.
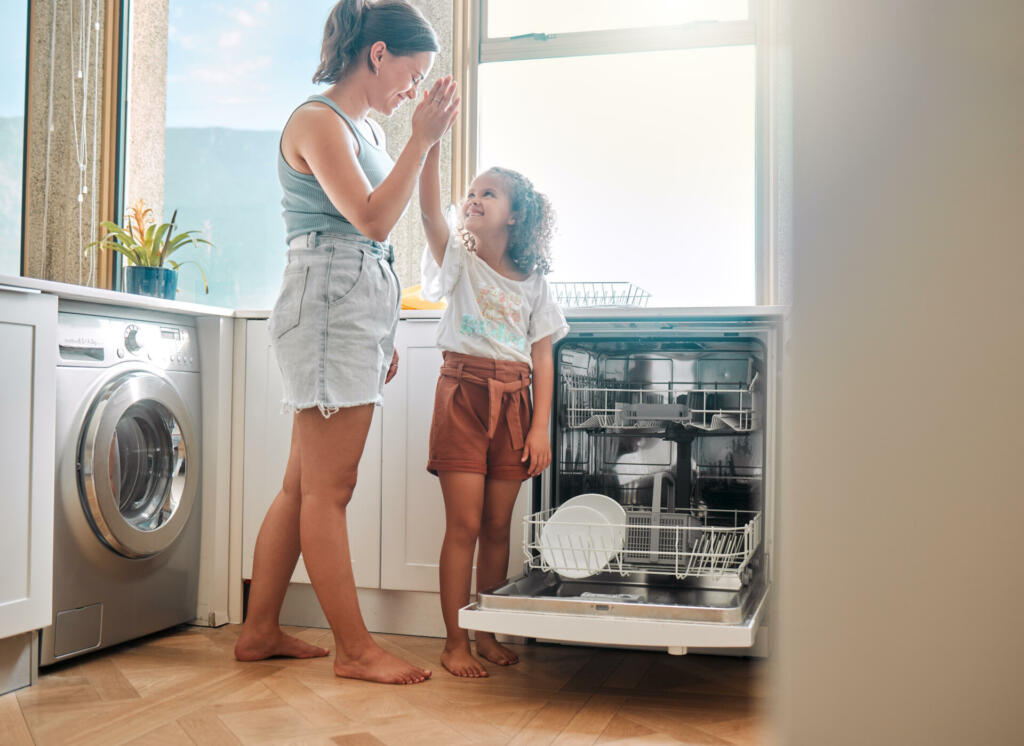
[40,307,202,665]
[460,308,782,655]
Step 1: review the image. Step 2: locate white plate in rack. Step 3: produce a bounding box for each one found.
[560,493,627,549]
[540,503,623,579]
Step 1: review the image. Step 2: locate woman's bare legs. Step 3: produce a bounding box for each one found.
[237,406,429,684]
[297,405,429,683]
[437,471,489,677]
[474,478,523,666]
[235,415,328,660]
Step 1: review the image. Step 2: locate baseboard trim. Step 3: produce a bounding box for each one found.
[279,584,447,638]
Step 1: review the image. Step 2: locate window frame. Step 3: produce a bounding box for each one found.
[453,0,782,305]
[104,0,131,290]
[15,0,32,277]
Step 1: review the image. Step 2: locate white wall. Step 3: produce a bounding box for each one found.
[775,2,1024,744]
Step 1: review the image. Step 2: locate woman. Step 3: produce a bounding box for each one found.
[234,0,459,685]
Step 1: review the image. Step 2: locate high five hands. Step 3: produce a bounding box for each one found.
[412,75,460,150]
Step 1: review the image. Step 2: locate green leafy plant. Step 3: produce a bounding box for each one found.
[87,199,212,293]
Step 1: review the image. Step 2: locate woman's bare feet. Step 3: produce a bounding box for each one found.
[234,627,329,661]
[476,634,519,666]
[334,644,431,685]
[441,642,488,678]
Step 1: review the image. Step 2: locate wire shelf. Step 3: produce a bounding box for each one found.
[551,282,651,308]
[563,374,758,433]
[525,507,761,581]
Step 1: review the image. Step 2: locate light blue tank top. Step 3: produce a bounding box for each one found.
[278,94,395,243]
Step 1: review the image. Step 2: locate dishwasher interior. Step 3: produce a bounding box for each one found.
[478,332,769,627]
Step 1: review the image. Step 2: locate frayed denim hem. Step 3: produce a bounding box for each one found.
[280,396,382,418]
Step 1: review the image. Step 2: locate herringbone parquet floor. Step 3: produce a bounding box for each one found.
[2,624,767,745]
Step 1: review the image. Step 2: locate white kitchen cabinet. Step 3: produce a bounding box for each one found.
[241,320,382,589]
[380,317,531,592]
[0,287,56,640]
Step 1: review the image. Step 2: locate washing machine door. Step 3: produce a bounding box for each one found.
[78,369,199,558]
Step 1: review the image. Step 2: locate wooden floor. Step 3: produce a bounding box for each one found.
[2,625,767,745]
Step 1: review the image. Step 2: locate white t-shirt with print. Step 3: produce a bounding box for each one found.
[420,231,568,366]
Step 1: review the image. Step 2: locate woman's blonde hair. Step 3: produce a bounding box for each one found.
[459,167,555,275]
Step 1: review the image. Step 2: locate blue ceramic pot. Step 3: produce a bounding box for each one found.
[124,266,178,300]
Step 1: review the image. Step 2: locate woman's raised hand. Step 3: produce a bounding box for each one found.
[412,75,460,149]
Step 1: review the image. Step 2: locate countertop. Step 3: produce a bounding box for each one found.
[239,307,786,322]
[0,273,235,317]
[3,274,785,322]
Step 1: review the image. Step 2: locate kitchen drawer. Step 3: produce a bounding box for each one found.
[459,572,768,655]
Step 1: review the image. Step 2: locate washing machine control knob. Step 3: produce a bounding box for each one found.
[124,324,143,353]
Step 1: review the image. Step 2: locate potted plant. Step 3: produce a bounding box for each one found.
[87,199,212,300]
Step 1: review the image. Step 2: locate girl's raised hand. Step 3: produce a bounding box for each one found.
[411,75,460,149]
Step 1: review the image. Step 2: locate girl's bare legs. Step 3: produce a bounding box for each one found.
[238,406,430,684]
[438,471,489,677]
[474,478,523,665]
[235,415,329,660]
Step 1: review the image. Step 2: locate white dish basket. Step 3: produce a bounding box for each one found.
[525,507,762,582]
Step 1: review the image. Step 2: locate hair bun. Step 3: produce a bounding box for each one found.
[341,0,369,56]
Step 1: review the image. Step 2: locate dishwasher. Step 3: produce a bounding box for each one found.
[459,308,782,655]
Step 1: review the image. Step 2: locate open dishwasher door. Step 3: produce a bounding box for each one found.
[460,576,770,655]
[459,309,782,655]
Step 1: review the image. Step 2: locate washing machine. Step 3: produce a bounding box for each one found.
[40,308,202,665]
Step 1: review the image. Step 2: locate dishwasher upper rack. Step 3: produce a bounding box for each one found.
[524,507,762,582]
[563,373,759,433]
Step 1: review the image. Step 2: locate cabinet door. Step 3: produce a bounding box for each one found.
[241,320,381,589]
[380,319,531,592]
[0,288,56,638]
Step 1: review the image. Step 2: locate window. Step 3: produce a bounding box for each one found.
[123,0,336,308]
[0,1,29,276]
[466,0,770,307]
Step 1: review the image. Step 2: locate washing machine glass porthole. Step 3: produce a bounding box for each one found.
[79,368,199,558]
[109,401,186,532]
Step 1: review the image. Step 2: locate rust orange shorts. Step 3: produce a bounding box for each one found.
[427,351,533,480]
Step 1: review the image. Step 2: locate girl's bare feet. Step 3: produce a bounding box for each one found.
[234,627,329,661]
[476,634,519,666]
[334,644,431,685]
[441,642,488,678]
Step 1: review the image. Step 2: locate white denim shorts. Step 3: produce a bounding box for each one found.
[269,231,401,416]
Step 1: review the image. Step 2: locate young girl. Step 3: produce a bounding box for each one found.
[419,144,568,678]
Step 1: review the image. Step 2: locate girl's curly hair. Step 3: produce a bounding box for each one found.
[458,167,555,275]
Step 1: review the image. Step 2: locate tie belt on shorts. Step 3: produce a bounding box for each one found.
[440,360,532,449]
[288,231,395,263]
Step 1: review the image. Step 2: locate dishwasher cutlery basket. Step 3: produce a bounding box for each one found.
[527,507,762,582]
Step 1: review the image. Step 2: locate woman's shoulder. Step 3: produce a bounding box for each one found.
[288,99,355,136]
[282,100,358,164]
[289,99,342,127]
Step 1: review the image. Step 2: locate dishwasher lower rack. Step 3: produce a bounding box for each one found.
[524,507,762,585]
